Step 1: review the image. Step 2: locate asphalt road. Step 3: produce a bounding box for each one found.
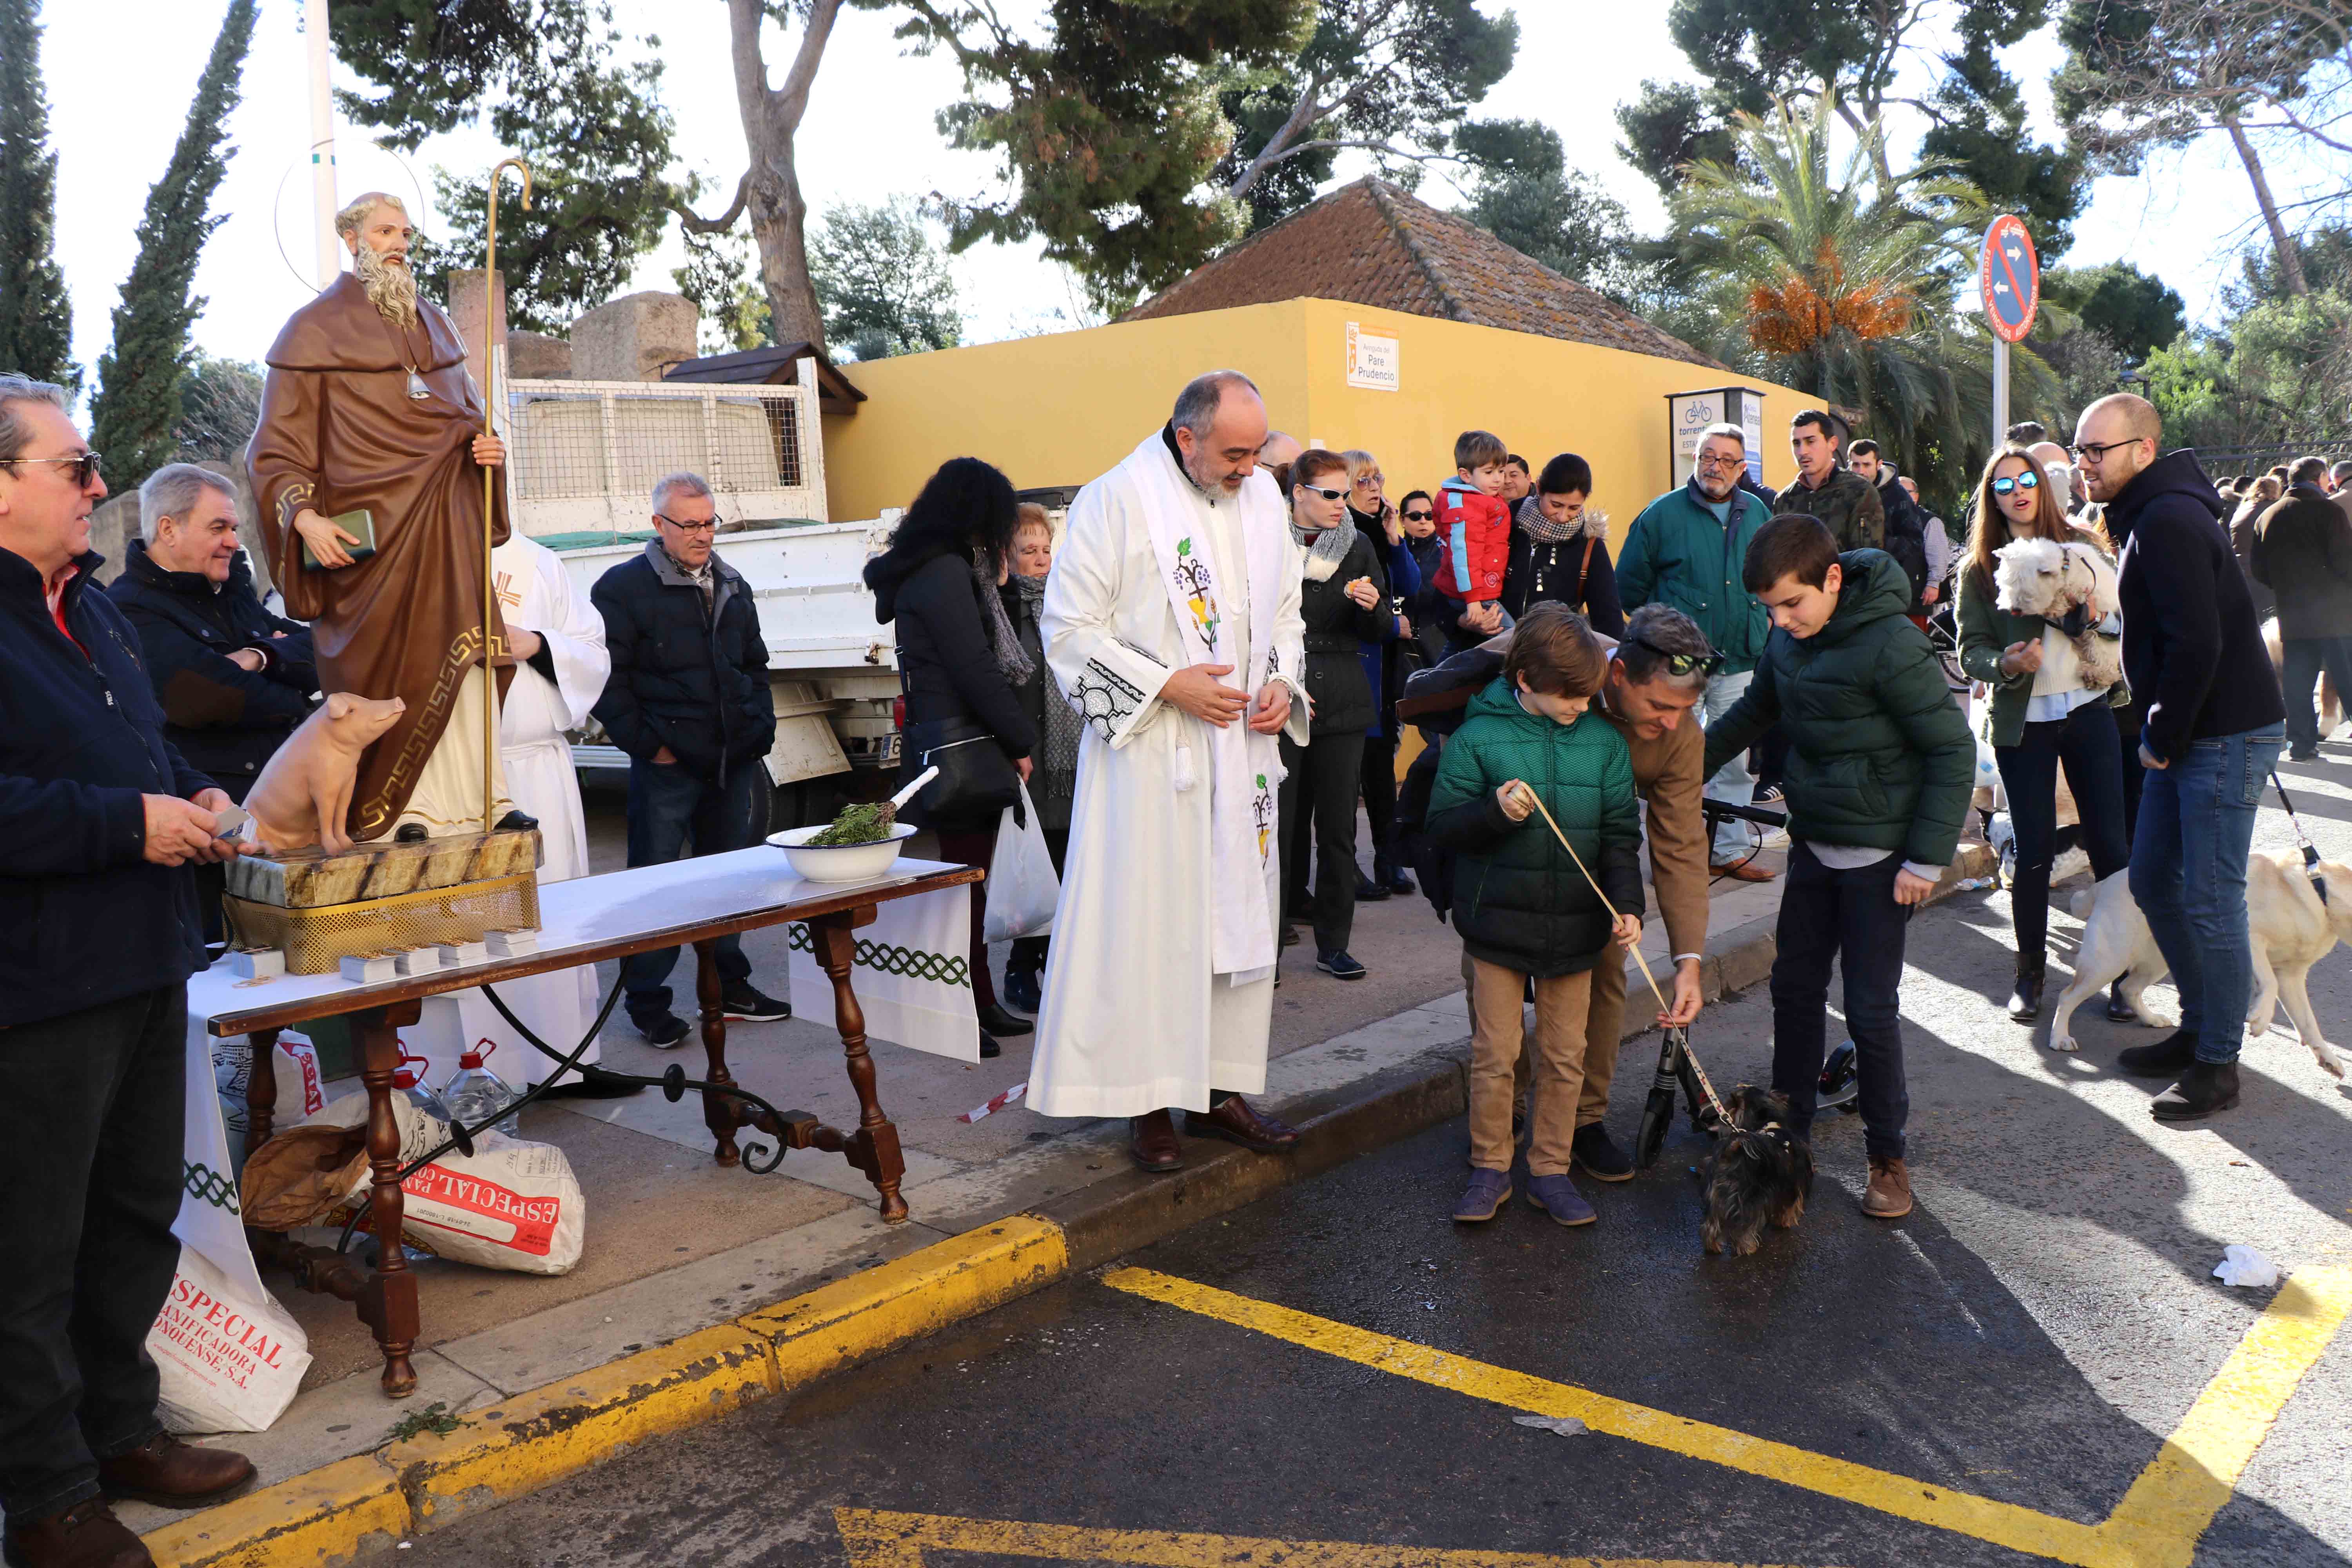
[408,753,2352,1568]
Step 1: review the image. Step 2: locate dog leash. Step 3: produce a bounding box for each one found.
[2270,771,2328,905]
[1511,783,1734,1128]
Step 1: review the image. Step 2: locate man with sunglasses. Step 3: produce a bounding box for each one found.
[2076,395,2285,1120]
[0,375,258,1568]
[1618,423,1776,879]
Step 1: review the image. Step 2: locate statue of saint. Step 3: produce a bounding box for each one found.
[247,191,526,843]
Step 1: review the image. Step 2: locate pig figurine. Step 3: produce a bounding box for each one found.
[244,693,407,856]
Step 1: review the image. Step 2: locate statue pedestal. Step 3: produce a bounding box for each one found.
[224,829,543,975]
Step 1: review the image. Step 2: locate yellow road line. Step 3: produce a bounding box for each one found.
[2099,1266,2352,1568]
[1102,1265,2352,1568]
[833,1506,1824,1568]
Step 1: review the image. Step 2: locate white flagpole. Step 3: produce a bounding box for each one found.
[305,0,341,287]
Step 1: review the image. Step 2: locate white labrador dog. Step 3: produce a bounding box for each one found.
[2047,854,2351,1078]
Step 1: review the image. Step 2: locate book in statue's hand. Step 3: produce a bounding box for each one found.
[302,508,377,571]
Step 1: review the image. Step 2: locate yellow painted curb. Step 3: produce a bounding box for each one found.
[145,1453,406,1568]
[744,1216,1071,1385]
[144,1214,1072,1563]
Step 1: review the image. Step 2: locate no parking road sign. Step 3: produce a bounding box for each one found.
[1980,214,2039,343]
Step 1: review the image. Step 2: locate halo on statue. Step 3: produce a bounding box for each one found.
[270,138,433,292]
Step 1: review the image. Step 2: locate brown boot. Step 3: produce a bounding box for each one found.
[96,1432,255,1510]
[2,1498,154,1568]
[1862,1155,1913,1219]
[1128,1109,1184,1173]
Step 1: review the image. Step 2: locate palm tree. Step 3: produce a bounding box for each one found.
[1664,93,2060,487]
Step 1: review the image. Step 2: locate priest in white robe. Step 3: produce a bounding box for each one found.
[1027,370,1311,1172]
[411,534,628,1096]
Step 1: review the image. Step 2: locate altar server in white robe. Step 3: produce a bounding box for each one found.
[1027,370,1311,1173]
[412,534,628,1095]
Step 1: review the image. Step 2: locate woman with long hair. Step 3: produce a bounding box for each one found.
[2230,472,2283,623]
[1341,450,1421,901]
[1956,444,2130,1024]
[864,457,1040,1056]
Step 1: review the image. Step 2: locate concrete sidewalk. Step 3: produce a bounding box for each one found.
[127,818,1989,1563]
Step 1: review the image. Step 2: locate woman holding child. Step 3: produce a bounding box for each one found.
[1956,445,2130,1024]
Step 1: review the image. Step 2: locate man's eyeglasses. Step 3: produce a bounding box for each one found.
[1402,508,1434,523]
[655,514,718,534]
[1989,471,2042,496]
[1694,452,1744,470]
[1628,634,1724,678]
[0,451,102,488]
[2069,438,2140,464]
[1297,484,1348,502]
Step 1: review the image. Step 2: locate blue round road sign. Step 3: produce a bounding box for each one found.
[1981,215,2039,343]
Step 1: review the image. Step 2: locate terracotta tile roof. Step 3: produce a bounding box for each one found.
[1121,178,1724,370]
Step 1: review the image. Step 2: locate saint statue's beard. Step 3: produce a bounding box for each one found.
[356,243,420,328]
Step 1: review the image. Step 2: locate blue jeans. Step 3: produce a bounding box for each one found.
[620,758,766,1024]
[2128,727,2284,1063]
[1699,670,1755,860]
[2279,636,2352,755]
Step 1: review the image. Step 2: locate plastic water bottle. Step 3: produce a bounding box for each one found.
[442,1040,521,1138]
[393,1048,454,1125]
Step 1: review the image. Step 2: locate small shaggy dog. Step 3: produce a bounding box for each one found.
[2045,857,2351,1079]
[1992,535,2123,691]
[1699,1085,1814,1256]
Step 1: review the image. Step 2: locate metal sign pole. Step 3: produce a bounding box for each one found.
[1992,337,2009,451]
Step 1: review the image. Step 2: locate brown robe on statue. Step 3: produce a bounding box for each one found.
[247,274,514,842]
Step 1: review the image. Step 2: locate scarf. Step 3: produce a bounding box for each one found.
[971,548,1034,686]
[1011,572,1083,796]
[1290,511,1357,583]
[1514,493,1606,545]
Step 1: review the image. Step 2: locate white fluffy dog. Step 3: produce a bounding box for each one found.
[2046,855,2352,1078]
[1993,536,2123,690]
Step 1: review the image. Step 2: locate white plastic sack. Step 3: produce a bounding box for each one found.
[981,781,1060,944]
[213,1031,333,1146]
[305,1091,587,1276]
[2213,1244,2282,1289]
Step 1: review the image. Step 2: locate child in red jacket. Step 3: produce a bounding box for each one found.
[1436,429,1512,628]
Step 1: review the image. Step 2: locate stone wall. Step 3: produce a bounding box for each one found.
[88,460,268,595]
[568,291,697,382]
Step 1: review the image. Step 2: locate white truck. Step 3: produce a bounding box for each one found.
[497,364,902,824]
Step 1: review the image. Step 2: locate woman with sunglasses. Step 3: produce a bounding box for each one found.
[1280,450,1391,980]
[1343,452,1422,901]
[1956,444,2131,1024]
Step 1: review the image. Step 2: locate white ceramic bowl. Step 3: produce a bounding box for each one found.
[765,822,917,883]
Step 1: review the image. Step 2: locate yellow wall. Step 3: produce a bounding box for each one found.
[821,298,1814,555]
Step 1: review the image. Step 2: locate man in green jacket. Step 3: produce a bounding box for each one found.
[1617,422,1774,878]
[1702,517,1973,1222]
[1776,410,1884,551]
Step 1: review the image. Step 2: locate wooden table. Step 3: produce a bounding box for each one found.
[191,851,982,1399]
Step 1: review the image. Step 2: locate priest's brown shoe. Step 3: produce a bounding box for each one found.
[1862,1156,1913,1219]
[1128,1109,1184,1173]
[2,1497,154,1568]
[96,1433,255,1510]
[1185,1094,1300,1153]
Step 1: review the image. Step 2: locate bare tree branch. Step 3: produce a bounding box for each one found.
[670,172,751,235]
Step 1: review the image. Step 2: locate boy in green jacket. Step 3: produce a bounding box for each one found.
[1427,604,1644,1230]
[1701,517,1973,1221]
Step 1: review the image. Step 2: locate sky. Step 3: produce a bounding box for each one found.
[38,0,2351,391]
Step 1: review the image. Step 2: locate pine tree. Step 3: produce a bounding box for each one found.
[0,0,77,389]
[91,0,259,492]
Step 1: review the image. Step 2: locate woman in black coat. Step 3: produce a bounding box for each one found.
[1503,452,1623,635]
[865,457,1040,1054]
[1278,450,1390,980]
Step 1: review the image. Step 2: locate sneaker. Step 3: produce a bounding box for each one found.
[1570,1123,1634,1183]
[1452,1167,1512,1222]
[1316,950,1368,981]
[1862,1155,1913,1219]
[2117,1029,2198,1078]
[2152,1060,2239,1121]
[720,984,789,1023]
[1003,966,1042,1014]
[1525,1172,1596,1225]
[638,1013,690,1049]
[1752,784,1784,806]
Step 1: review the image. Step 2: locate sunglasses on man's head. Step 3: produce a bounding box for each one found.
[1402,508,1434,522]
[1297,484,1348,502]
[1628,634,1724,677]
[1989,471,2042,496]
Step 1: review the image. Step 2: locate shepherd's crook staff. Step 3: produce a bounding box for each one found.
[481,157,532,834]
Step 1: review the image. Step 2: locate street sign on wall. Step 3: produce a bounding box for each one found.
[1980,216,2040,345]
[1666,386,1766,490]
[1344,322,1400,392]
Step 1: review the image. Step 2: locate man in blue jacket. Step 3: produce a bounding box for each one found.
[0,376,256,1568]
[2077,394,2287,1121]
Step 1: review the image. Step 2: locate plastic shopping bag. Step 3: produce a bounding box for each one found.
[981,780,1060,944]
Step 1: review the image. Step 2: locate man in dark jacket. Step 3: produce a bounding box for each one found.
[1848,439,1931,615]
[1777,409,1884,551]
[0,377,256,1568]
[107,465,316,799]
[2250,455,2352,760]
[591,471,784,1045]
[2077,394,2286,1119]
[1702,521,1973,1222]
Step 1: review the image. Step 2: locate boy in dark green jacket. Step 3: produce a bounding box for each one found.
[1701,517,1973,1221]
[1428,604,1644,1230]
